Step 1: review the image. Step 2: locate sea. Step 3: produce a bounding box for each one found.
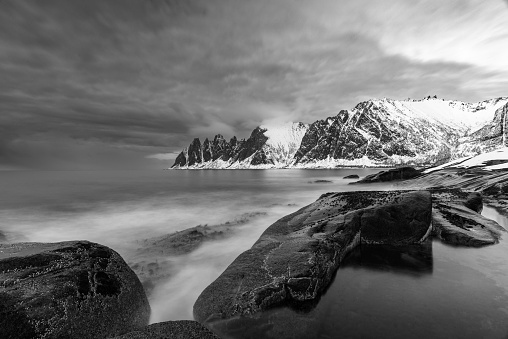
[1,169,508,338]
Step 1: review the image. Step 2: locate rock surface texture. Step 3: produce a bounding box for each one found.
[193,190,432,323]
[112,320,219,339]
[0,241,150,339]
[431,190,505,247]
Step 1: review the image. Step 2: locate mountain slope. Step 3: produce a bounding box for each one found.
[172,97,508,169]
[172,123,309,169]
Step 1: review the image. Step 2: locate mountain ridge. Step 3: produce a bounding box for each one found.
[172,96,508,169]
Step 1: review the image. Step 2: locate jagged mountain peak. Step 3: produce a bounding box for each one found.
[172,122,309,169]
[172,96,508,169]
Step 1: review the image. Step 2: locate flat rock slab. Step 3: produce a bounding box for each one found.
[112,320,219,339]
[194,190,432,324]
[352,167,422,184]
[0,241,150,339]
[432,190,505,247]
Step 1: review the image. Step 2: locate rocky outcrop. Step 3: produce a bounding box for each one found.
[454,102,508,156]
[352,167,422,183]
[130,212,266,295]
[193,190,432,324]
[172,123,308,168]
[0,241,150,339]
[173,97,508,169]
[431,190,505,247]
[464,192,483,213]
[312,180,332,183]
[112,320,219,339]
[343,174,360,179]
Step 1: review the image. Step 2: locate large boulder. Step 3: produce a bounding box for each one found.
[463,192,483,213]
[432,191,505,247]
[112,320,219,339]
[0,241,150,339]
[193,190,432,324]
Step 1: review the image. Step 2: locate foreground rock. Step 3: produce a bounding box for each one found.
[352,167,422,184]
[0,241,150,339]
[112,320,219,339]
[194,190,432,323]
[432,190,505,246]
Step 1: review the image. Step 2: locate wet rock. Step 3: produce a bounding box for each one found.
[352,167,422,184]
[130,213,266,296]
[112,320,219,339]
[193,190,431,323]
[312,180,332,183]
[360,191,432,244]
[463,192,483,213]
[0,241,150,339]
[432,191,505,247]
[343,174,360,179]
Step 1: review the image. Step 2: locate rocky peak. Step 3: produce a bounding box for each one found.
[172,96,508,169]
[187,138,202,166]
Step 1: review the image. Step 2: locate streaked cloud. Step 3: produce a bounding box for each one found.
[0,0,507,168]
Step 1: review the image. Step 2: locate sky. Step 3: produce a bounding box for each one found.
[1,0,508,169]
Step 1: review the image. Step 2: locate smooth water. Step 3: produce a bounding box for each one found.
[2,170,507,338]
[214,206,508,339]
[0,169,380,323]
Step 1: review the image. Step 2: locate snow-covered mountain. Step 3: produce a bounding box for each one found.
[172,96,508,169]
[172,122,309,169]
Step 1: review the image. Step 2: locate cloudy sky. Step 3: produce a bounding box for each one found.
[1,0,508,169]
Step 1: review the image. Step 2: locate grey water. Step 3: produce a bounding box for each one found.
[214,205,508,339]
[2,170,508,338]
[0,169,380,323]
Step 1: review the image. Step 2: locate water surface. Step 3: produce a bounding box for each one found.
[2,169,506,338]
[0,169,379,322]
[212,206,508,339]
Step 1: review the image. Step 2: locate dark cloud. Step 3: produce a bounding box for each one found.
[0,0,507,169]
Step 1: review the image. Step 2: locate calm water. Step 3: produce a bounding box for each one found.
[212,205,508,339]
[0,169,380,323]
[1,170,507,338]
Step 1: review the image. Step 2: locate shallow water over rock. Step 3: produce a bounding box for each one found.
[211,205,508,339]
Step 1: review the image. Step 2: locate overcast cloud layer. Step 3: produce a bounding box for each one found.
[1,0,508,169]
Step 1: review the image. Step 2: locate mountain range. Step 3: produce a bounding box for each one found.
[172,96,508,169]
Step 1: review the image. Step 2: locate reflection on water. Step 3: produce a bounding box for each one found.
[3,169,508,337]
[342,241,433,276]
[212,217,508,339]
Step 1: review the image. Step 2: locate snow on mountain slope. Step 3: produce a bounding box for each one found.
[396,98,507,132]
[172,96,508,169]
[261,122,309,166]
[424,148,508,172]
[293,97,508,168]
[172,122,309,169]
